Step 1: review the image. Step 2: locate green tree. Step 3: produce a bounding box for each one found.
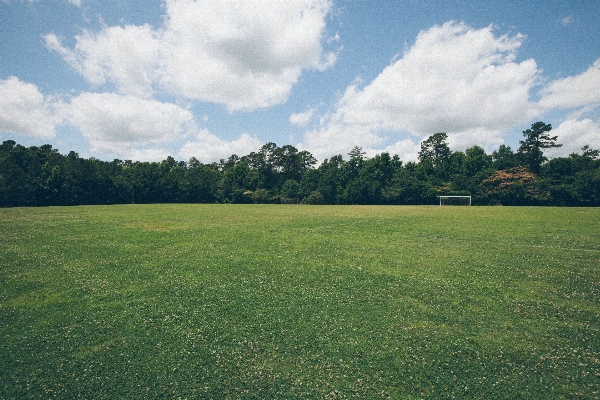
[464,146,492,177]
[123,162,161,203]
[184,162,220,203]
[446,151,466,177]
[301,190,325,205]
[158,157,186,203]
[255,143,279,189]
[542,146,600,206]
[492,145,518,170]
[313,155,344,204]
[221,161,253,202]
[383,162,437,205]
[418,133,451,167]
[298,168,320,200]
[280,179,300,199]
[341,147,366,185]
[517,121,561,174]
[342,152,400,204]
[581,145,600,160]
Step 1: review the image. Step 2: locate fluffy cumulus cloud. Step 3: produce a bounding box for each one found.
[45,24,161,98]
[538,59,600,111]
[161,0,335,111]
[302,107,387,160]
[377,139,422,163]
[179,129,262,163]
[0,77,58,139]
[45,0,334,111]
[536,59,600,158]
[545,118,600,158]
[66,92,194,158]
[302,22,540,160]
[290,108,315,127]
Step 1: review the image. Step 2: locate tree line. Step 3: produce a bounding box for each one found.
[1,122,599,207]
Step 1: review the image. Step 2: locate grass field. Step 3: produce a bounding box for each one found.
[1,204,599,399]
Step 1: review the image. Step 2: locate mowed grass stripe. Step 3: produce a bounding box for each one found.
[1,205,599,398]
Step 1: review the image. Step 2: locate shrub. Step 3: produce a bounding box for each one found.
[301,190,325,204]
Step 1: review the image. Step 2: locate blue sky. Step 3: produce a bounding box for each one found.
[1,0,599,163]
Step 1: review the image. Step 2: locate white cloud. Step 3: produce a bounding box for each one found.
[0,77,58,139]
[539,59,600,110]
[125,148,172,163]
[290,108,315,127]
[560,16,574,27]
[302,109,386,160]
[339,22,537,134]
[179,129,262,163]
[160,0,335,111]
[445,127,506,154]
[377,139,421,163]
[537,59,600,159]
[301,21,540,161]
[45,24,160,98]
[66,92,194,158]
[46,0,335,111]
[545,118,600,158]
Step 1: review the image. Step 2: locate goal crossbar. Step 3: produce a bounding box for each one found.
[439,195,471,206]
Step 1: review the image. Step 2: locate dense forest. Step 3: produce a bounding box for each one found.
[1,122,599,207]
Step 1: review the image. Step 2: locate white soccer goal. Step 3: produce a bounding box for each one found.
[280,197,299,204]
[439,195,472,206]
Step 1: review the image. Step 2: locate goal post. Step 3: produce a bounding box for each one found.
[280,197,299,204]
[439,195,471,206]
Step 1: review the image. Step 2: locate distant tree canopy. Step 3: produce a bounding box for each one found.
[1,122,599,207]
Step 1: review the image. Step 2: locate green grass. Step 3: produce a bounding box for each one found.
[1,204,599,399]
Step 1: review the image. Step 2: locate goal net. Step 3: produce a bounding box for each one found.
[439,196,471,206]
[280,197,299,204]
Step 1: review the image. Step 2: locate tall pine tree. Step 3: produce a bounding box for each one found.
[517,121,561,174]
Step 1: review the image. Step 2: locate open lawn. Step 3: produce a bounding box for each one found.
[1,204,599,399]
